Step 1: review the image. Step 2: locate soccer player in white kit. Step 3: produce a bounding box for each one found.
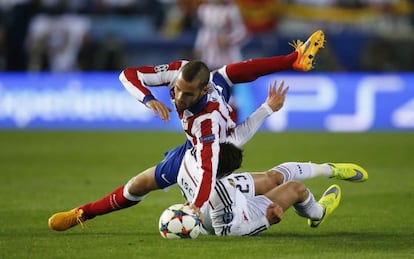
[178,145,368,236]
[176,82,369,236]
[194,0,248,70]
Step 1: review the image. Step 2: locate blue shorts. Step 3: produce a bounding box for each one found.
[154,140,192,189]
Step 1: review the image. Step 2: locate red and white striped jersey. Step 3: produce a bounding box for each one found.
[177,103,274,235]
[119,60,237,208]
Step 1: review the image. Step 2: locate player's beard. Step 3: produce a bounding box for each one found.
[175,101,188,113]
[175,93,204,112]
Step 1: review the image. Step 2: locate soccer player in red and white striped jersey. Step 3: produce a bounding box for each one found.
[48,30,325,231]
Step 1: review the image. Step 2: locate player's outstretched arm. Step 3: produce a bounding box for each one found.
[227,80,289,147]
[119,60,187,121]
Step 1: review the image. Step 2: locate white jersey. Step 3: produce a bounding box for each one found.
[195,2,248,69]
[177,103,274,236]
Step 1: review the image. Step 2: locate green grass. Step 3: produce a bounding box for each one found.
[1,131,413,259]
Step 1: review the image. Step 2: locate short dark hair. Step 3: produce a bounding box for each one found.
[217,142,243,179]
[181,61,210,89]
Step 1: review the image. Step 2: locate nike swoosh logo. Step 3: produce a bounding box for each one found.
[347,170,363,181]
[160,173,172,184]
[302,41,311,55]
[325,186,339,197]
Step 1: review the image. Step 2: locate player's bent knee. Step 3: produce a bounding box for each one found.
[285,181,307,195]
[265,170,284,186]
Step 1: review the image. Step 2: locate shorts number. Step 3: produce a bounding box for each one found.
[234,175,250,193]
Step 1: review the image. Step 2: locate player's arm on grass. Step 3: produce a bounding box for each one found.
[210,206,271,236]
[209,202,283,236]
[227,80,289,147]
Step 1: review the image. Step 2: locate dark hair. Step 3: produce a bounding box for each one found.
[181,61,210,89]
[217,142,243,179]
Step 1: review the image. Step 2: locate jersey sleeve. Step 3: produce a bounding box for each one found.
[118,60,187,104]
[226,102,273,147]
[214,215,270,236]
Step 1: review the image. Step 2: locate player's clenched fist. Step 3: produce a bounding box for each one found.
[266,202,284,225]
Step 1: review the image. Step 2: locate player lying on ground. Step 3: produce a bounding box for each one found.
[48,30,325,231]
[178,142,368,236]
[176,80,368,235]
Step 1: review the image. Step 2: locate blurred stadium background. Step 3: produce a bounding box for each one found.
[1,3,413,257]
[0,0,413,131]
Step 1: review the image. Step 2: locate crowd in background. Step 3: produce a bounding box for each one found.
[0,0,413,72]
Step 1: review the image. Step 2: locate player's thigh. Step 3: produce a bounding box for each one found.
[251,170,284,196]
[128,166,159,195]
[264,181,305,211]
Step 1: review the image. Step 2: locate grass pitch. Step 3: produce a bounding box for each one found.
[1,131,413,259]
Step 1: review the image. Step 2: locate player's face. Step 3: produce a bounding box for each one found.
[174,76,207,112]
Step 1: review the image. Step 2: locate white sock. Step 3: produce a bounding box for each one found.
[272,162,333,183]
[293,191,324,220]
[312,163,334,178]
[123,178,145,202]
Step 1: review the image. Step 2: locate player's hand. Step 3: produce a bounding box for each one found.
[146,99,172,121]
[266,202,283,225]
[266,80,289,112]
[189,203,203,222]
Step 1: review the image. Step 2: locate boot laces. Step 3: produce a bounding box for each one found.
[288,40,304,51]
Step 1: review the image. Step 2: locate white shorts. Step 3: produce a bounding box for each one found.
[229,173,273,220]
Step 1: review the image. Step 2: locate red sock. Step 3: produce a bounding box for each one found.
[79,185,139,220]
[225,52,298,83]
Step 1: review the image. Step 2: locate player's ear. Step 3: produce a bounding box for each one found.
[201,85,209,95]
